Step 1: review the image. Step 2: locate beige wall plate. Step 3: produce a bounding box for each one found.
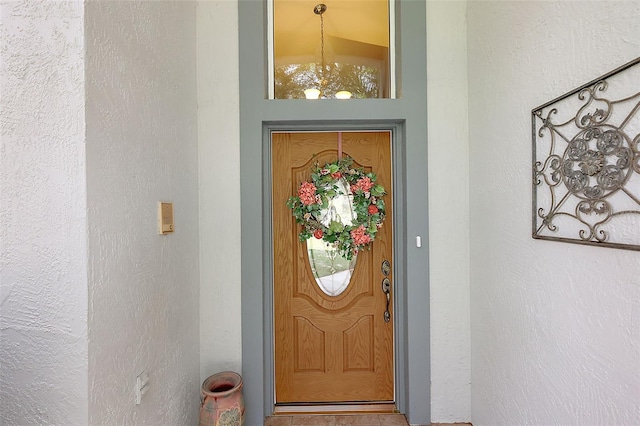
[158,202,174,234]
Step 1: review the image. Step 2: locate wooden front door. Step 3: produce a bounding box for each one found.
[272,131,394,405]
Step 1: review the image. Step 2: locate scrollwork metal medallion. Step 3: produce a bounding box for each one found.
[532,57,640,251]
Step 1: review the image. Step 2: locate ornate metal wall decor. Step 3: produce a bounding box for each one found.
[532,57,640,251]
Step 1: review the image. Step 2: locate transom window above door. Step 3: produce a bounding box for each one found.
[269,0,395,99]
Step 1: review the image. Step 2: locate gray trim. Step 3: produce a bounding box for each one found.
[239,1,429,424]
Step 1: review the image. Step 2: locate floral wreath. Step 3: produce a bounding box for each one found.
[286,156,386,260]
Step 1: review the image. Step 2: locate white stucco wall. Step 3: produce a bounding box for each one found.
[427,1,471,422]
[468,2,640,425]
[0,1,88,424]
[197,0,242,381]
[85,1,200,424]
[5,1,640,424]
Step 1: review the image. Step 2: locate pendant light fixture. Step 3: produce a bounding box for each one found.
[304,3,352,100]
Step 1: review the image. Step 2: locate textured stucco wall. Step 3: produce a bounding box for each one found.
[85,1,200,424]
[427,1,471,422]
[0,1,88,424]
[197,0,242,381]
[468,2,640,425]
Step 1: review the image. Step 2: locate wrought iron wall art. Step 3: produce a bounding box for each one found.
[532,57,640,251]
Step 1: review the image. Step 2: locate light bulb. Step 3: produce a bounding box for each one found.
[335,91,352,99]
[304,89,321,99]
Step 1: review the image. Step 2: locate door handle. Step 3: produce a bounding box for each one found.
[381,260,391,323]
[382,277,391,323]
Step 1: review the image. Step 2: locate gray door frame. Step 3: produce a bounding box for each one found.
[239,1,430,424]
[263,121,406,409]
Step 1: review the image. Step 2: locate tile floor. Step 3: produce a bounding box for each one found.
[264,414,410,426]
[264,416,473,426]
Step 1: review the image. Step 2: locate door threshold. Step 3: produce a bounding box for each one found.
[273,403,397,415]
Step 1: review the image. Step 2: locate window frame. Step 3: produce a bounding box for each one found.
[267,0,397,99]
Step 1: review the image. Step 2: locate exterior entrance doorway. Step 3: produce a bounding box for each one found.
[271,131,394,410]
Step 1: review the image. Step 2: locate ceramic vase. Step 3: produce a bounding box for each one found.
[199,371,244,426]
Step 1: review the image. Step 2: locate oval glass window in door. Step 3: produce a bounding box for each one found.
[307,179,357,296]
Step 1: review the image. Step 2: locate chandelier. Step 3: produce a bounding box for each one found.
[304,4,352,100]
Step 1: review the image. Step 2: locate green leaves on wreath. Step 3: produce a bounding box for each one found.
[371,184,385,197]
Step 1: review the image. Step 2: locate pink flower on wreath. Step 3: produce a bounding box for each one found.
[350,225,372,246]
[351,176,374,193]
[298,181,317,205]
[368,205,379,215]
[331,171,342,179]
[313,229,324,239]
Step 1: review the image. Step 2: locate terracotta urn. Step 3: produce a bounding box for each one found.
[199,371,244,426]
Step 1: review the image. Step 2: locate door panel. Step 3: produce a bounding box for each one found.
[272,131,393,404]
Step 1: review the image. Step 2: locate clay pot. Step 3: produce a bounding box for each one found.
[199,371,244,426]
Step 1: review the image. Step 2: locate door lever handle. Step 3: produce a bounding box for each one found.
[381,260,391,322]
[382,277,391,323]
